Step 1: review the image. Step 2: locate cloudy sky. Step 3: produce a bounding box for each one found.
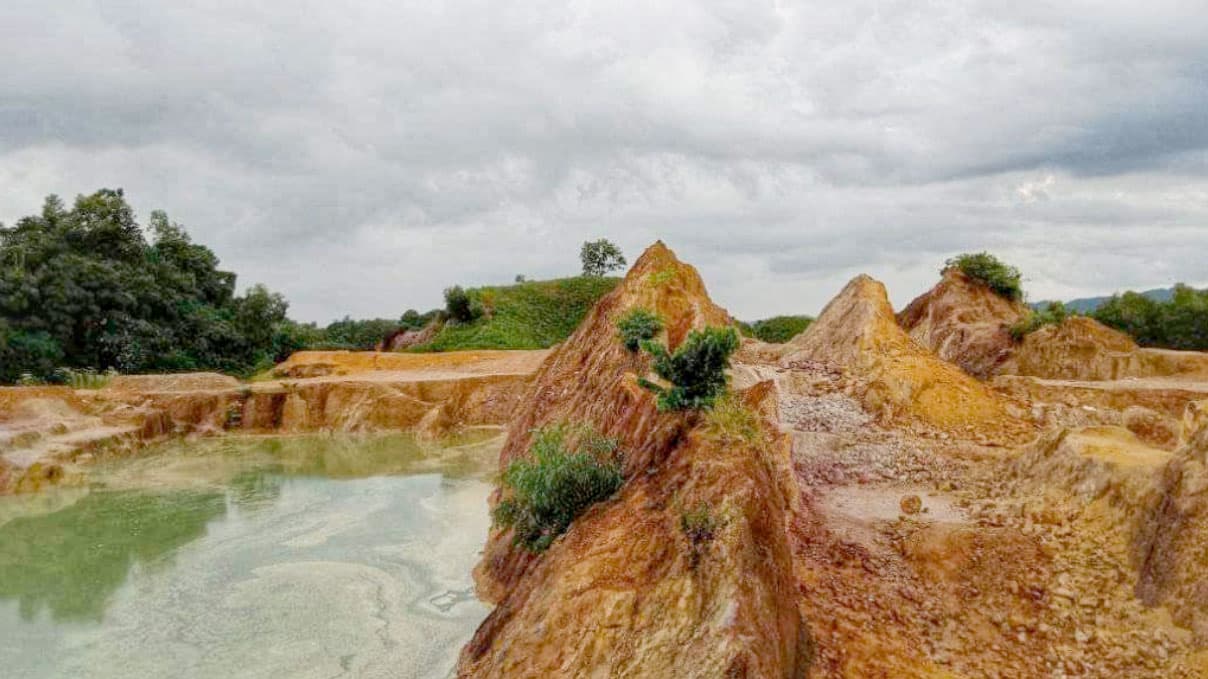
[2,1,1205,323]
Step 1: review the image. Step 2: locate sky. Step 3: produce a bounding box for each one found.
[1,1,1206,323]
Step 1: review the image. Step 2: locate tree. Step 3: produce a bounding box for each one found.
[0,189,294,381]
[638,326,740,411]
[580,239,626,277]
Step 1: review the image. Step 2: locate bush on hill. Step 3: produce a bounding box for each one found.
[1009,301,1070,341]
[493,423,624,553]
[638,326,740,411]
[946,252,1023,302]
[616,308,664,352]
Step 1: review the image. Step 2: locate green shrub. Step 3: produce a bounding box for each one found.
[1009,301,1070,341]
[680,501,723,569]
[946,252,1023,302]
[493,423,623,553]
[616,308,664,352]
[444,285,483,324]
[748,315,813,343]
[638,326,740,411]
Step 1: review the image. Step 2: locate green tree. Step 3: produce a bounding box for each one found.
[580,239,626,277]
[0,189,294,381]
[638,326,740,411]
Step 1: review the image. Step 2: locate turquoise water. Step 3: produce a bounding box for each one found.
[0,432,501,679]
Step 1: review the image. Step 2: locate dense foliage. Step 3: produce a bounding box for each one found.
[616,308,664,352]
[493,423,624,553]
[580,239,627,277]
[1009,301,1070,341]
[946,252,1023,302]
[0,190,293,382]
[1093,284,1208,350]
[411,276,619,351]
[744,315,813,343]
[443,285,483,323]
[639,326,740,411]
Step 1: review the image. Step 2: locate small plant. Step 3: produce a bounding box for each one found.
[1009,301,1070,341]
[580,239,627,277]
[493,423,623,553]
[16,372,44,386]
[638,326,740,411]
[54,367,118,389]
[648,267,676,287]
[616,308,664,352]
[680,501,723,569]
[945,252,1023,302]
[702,393,761,444]
[444,285,484,324]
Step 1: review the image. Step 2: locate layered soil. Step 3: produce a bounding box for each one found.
[460,242,809,677]
[0,351,547,494]
[898,269,1027,378]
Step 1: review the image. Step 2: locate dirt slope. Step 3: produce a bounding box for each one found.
[460,242,810,678]
[779,274,1028,440]
[1001,316,1208,381]
[898,269,1027,378]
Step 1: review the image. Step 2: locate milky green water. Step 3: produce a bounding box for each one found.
[0,432,502,679]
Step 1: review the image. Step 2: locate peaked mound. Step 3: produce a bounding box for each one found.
[781,275,1026,437]
[460,242,809,678]
[898,269,1027,377]
[1000,316,1208,381]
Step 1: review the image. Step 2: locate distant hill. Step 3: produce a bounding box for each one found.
[410,276,620,352]
[1033,287,1176,313]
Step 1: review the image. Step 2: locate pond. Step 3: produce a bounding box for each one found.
[0,431,502,679]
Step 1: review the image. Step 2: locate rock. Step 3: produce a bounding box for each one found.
[900,494,923,515]
[459,242,809,678]
[897,269,1026,378]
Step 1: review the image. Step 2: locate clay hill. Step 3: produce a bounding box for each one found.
[898,268,1027,377]
[778,274,1029,440]
[460,242,809,678]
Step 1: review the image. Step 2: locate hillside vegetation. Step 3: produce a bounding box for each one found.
[742,315,814,343]
[411,276,620,351]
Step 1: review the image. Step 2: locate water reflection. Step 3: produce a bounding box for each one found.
[0,489,226,622]
[0,431,500,629]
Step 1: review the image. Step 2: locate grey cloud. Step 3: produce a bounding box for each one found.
[1,0,1206,322]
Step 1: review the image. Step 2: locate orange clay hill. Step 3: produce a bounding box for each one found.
[458,242,810,678]
[778,274,1030,441]
[898,267,1028,378]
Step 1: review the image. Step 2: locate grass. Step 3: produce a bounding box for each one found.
[410,276,620,352]
[1009,301,1071,341]
[492,423,624,553]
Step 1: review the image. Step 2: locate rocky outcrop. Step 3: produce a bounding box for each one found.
[1132,412,1208,643]
[779,275,1029,440]
[460,242,810,678]
[1001,316,1208,381]
[898,269,1027,378]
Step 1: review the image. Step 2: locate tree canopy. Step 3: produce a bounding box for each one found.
[0,189,293,382]
[580,239,626,277]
